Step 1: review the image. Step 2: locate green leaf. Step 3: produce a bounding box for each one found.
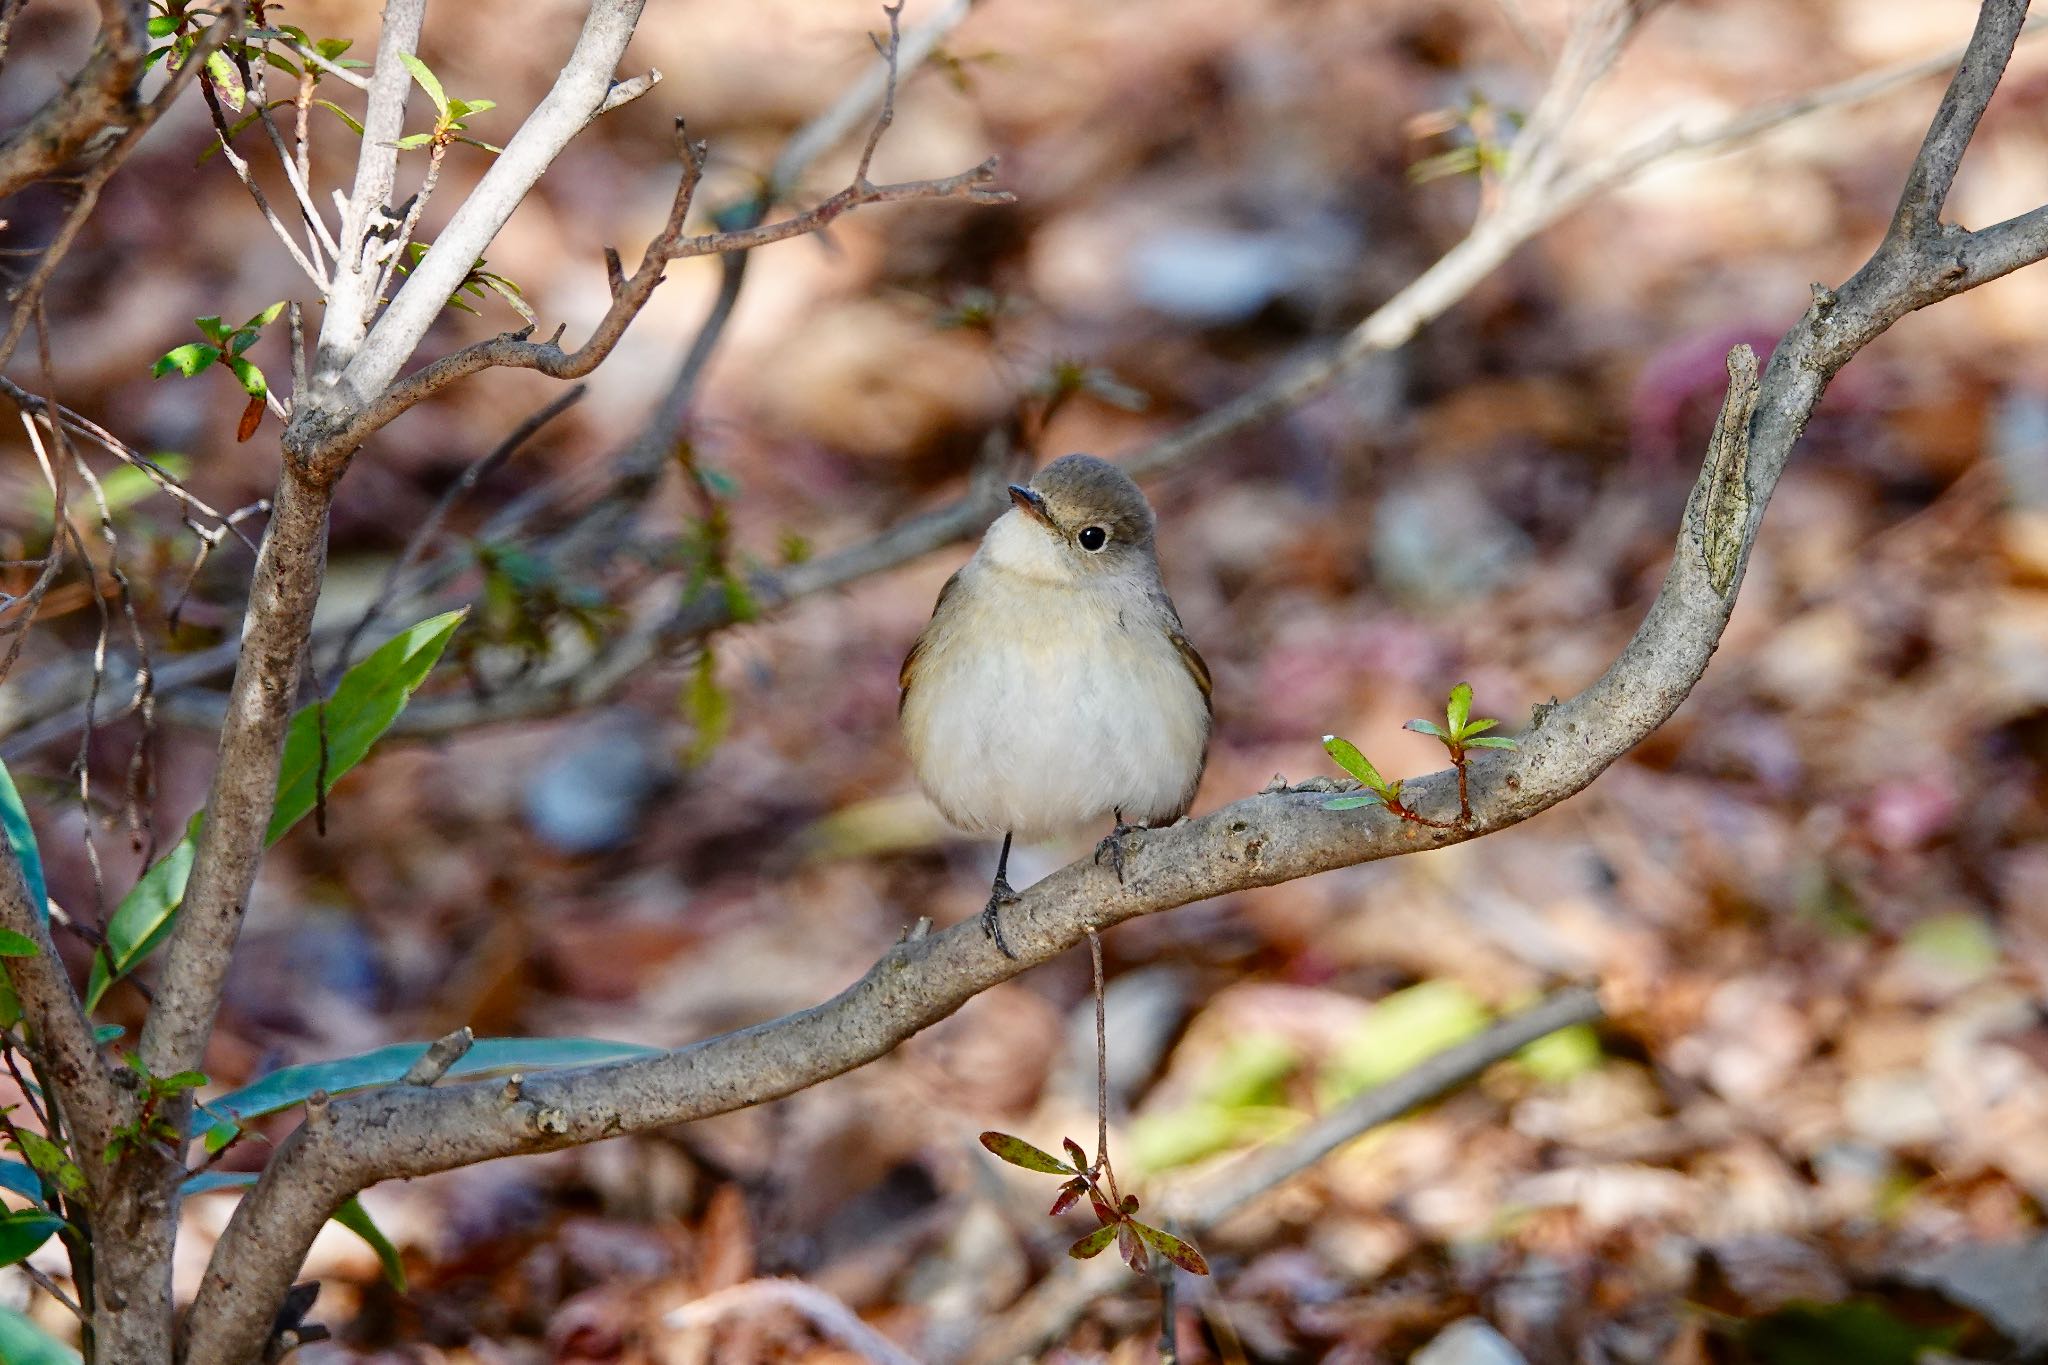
[681,649,730,766]
[314,37,355,60]
[204,48,245,110]
[89,612,465,1009]
[1517,1022,1603,1083]
[1322,793,1387,811]
[225,356,267,398]
[1403,720,1447,740]
[1446,682,1473,735]
[399,52,447,117]
[195,1036,661,1150]
[1320,736,1389,794]
[1067,1224,1117,1260]
[193,315,228,343]
[389,132,435,150]
[334,1196,406,1291]
[93,1024,123,1045]
[0,1209,66,1267]
[449,97,495,117]
[241,301,287,330]
[10,1132,83,1195]
[258,48,299,76]
[1461,718,1500,737]
[1464,736,1518,750]
[268,609,465,843]
[0,1160,44,1201]
[1743,1299,1961,1365]
[0,760,48,1030]
[0,1308,79,1365]
[1322,980,1491,1103]
[152,343,220,378]
[1131,1220,1210,1274]
[313,99,365,135]
[976,1131,1073,1175]
[147,15,179,36]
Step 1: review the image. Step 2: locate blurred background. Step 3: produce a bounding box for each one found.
[4,0,2048,1359]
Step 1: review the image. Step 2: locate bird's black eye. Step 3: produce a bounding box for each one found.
[1077,526,1108,552]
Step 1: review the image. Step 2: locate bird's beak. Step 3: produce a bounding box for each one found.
[1007,484,1053,528]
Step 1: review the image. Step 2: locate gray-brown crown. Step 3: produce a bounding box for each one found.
[1028,453,1155,547]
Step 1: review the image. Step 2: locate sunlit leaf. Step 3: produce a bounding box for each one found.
[1446,682,1473,735]
[89,612,465,1009]
[390,132,435,150]
[1464,736,1518,750]
[399,52,447,117]
[1321,735,1388,793]
[1462,718,1500,737]
[977,1131,1071,1175]
[1404,720,1447,739]
[204,48,245,110]
[151,343,221,379]
[11,1131,83,1195]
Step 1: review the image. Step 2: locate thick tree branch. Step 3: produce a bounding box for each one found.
[181,6,2048,1358]
[0,0,148,200]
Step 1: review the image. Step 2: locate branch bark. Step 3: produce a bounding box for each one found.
[178,4,2048,1358]
[0,0,148,200]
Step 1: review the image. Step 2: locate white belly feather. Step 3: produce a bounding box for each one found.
[902,565,1208,839]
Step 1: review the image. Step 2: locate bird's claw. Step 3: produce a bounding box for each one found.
[983,878,1021,959]
[1093,822,1140,885]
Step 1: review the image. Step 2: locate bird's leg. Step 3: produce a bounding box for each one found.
[983,831,1020,959]
[1093,807,1141,885]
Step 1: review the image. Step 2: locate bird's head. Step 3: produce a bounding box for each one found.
[982,453,1157,584]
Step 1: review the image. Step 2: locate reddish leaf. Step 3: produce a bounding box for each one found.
[1088,1190,1117,1225]
[1120,1193,1140,1214]
[236,394,265,442]
[1067,1224,1116,1259]
[1132,1220,1211,1275]
[1062,1137,1089,1170]
[978,1132,1071,1174]
[1049,1178,1087,1216]
[1117,1220,1149,1271]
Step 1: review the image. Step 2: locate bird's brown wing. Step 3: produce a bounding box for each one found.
[898,569,962,714]
[1169,630,1212,712]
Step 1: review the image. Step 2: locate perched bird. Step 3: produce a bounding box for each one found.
[899,453,1211,956]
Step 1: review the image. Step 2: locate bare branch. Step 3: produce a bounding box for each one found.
[0,0,148,200]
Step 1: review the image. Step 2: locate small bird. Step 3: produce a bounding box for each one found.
[899,453,1211,957]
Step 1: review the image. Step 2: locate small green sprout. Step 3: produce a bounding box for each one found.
[1405,682,1517,822]
[151,302,285,441]
[979,1131,1209,1277]
[392,54,501,153]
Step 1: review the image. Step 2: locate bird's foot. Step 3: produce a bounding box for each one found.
[982,878,1021,959]
[1093,819,1142,885]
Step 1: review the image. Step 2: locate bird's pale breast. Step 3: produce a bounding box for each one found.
[901,564,1208,840]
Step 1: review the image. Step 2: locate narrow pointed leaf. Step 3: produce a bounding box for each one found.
[197,1036,661,1149]
[1067,1224,1116,1259]
[334,1196,407,1291]
[977,1131,1071,1175]
[204,48,244,109]
[1132,1220,1211,1275]
[313,99,365,135]
[1403,720,1447,739]
[398,52,447,116]
[0,760,48,1028]
[1465,736,1518,750]
[1323,794,1387,811]
[1321,736,1387,792]
[1062,1137,1090,1170]
[1447,682,1473,735]
[90,612,465,1008]
[1049,1178,1087,1216]
[242,301,287,330]
[1461,718,1500,737]
[225,356,267,398]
